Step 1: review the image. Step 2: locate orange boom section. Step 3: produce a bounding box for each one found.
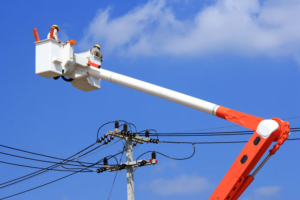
[216,106,263,131]
[210,106,290,200]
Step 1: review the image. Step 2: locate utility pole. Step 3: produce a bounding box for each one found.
[126,136,134,200]
[96,122,159,200]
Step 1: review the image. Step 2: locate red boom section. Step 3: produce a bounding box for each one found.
[210,106,290,200]
[216,106,264,131]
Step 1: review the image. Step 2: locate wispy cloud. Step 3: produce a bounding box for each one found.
[254,186,281,197]
[140,173,212,196]
[79,0,300,61]
[152,160,178,173]
[241,185,282,200]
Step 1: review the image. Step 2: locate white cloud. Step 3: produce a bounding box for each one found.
[79,0,300,60]
[254,185,281,196]
[152,160,178,173]
[241,185,281,200]
[140,173,212,196]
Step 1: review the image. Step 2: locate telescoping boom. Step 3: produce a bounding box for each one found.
[34,35,290,200]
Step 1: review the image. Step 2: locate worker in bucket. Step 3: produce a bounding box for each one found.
[90,44,103,62]
[47,25,60,43]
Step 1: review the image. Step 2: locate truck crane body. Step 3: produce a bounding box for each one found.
[34,36,290,200]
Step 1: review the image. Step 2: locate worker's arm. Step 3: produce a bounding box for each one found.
[99,51,103,62]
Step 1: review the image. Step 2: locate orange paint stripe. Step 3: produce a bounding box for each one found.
[88,61,100,68]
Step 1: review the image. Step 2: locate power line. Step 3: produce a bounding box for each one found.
[0,151,100,168]
[166,116,300,133]
[0,150,126,200]
[160,138,300,144]
[108,145,125,200]
[0,160,92,172]
[0,142,98,189]
[136,144,195,162]
[0,170,81,200]
[0,144,98,165]
[139,127,300,137]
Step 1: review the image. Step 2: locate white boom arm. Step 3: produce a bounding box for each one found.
[88,67,219,115]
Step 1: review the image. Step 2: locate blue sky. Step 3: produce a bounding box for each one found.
[1,0,300,199]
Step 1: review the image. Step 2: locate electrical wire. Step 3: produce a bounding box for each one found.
[161,116,300,134]
[0,121,129,189]
[0,151,125,200]
[160,138,300,145]
[0,151,100,168]
[0,142,98,189]
[80,139,121,159]
[0,160,92,172]
[107,145,125,200]
[139,127,300,137]
[0,144,100,165]
[136,143,195,162]
[0,170,82,200]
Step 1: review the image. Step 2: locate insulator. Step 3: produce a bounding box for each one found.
[155,139,159,144]
[133,142,137,147]
[104,134,108,138]
[132,133,136,137]
[145,130,149,138]
[101,137,104,141]
[123,123,128,132]
[96,168,101,173]
[139,160,147,166]
[110,136,114,140]
[103,157,108,165]
[150,139,153,143]
[126,131,130,137]
[104,140,108,145]
[97,139,101,143]
[115,121,119,129]
[107,138,111,142]
[152,151,156,159]
[102,167,106,172]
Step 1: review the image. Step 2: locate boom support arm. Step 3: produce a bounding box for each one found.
[209,118,290,200]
